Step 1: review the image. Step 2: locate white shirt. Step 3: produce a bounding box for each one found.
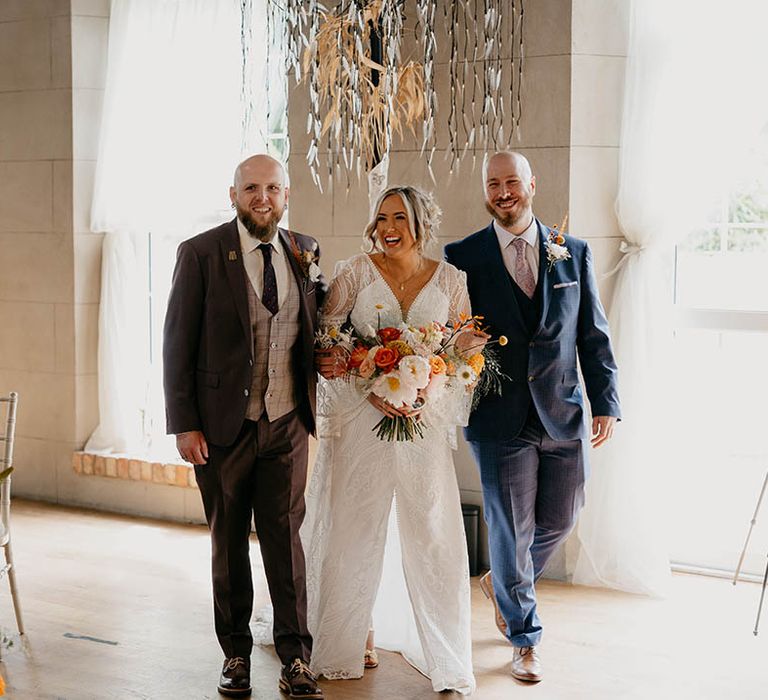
[237,218,290,309]
[494,217,540,287]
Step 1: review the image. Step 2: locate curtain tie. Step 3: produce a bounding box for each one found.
[602,240,644,279]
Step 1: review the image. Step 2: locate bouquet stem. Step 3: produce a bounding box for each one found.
[373,415,425,442]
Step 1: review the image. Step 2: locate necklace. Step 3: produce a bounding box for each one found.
[383,255,423,292]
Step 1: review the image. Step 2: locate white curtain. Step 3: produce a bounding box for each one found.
[87,0,283,455]
[573,0,768,595]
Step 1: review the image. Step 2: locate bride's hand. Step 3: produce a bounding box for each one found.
[367,393,402,418]
[315,346,346,379]
[367,393,424,419]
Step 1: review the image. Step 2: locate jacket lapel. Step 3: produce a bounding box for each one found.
[480,224,528,335]
[220,219,252,355]
[278,228,315,367]
[279,228,306,294]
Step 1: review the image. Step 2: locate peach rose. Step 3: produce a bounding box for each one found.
[428,355,447,375]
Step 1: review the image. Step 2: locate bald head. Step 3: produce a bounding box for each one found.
[482,151,532,188]
[233,154,288,189]
[482,150,536,233]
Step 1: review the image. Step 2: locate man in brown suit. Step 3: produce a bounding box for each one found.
[163,154,326,698]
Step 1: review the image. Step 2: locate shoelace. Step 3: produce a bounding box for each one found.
[224,657,247,672]
[519,647,535,658]
[288,658,317,681]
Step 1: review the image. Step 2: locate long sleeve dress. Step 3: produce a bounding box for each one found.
[300,253,476,695]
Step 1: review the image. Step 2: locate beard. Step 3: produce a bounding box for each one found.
[485,199,529,230]
[236,202,283,242]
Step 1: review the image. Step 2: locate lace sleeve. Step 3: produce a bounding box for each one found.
[426,262,473,446]
[319,258,359,328]
[316,255,370,438]
[445,263,472,325]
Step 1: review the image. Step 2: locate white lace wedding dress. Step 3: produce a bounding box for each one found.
[301,253,476,695]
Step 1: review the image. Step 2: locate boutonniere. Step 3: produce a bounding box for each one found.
[544,229,571,271]
[288,232,321,283]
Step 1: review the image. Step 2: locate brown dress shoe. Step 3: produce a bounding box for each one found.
[479,571,508,638]
[217,656,251,697]
[279,658,324,699]
[511,646,542,683]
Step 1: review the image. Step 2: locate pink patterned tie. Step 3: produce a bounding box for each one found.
[512,237,536,298]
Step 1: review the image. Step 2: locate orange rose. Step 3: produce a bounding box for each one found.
[347,344,369,370]
[374,347,399,372]
[378,327,402,344]
[429,355,447,375]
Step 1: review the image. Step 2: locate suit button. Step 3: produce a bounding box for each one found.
[244,389,249,397]
[528,375,535,382]
[269,368,276,374]
[248,359,253,366]
[270,342,278,349]
[267,392,273,398]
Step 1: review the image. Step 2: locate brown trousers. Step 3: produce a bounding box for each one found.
[194,408,312,664]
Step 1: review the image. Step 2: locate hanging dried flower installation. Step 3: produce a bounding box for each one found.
[253,0,525,189]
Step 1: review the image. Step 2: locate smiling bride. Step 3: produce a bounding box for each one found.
[302,185,476,695]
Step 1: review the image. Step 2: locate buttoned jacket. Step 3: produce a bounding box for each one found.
[445,219,620,442]
[163,218,326,446]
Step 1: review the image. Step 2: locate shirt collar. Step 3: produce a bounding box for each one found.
[236,218,282,256]
[493,216,539,249]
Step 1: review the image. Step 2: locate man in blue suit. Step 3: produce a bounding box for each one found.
[445,151,620,683]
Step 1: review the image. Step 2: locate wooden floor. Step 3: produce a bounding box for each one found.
[0,501,766,699]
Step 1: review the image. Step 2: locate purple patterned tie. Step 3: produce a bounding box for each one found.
[512,237,536,299]
[259,244,279,315]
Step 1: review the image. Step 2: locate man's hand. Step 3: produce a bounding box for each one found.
[591,416,617,448]
[176,430,209,465]
[315,347,347,379]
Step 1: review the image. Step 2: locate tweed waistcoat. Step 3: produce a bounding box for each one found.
[245,270,301,422]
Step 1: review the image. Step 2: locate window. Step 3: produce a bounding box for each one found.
[670,125,768,576]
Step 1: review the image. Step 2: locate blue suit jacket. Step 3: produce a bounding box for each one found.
[444,220,620,442]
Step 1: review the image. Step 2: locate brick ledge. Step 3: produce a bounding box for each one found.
[72,452,197,489]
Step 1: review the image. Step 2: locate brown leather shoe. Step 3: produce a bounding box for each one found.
[479,571,508,638]
[511,646,542,682]
[217,656,251,696]
[279,658,323,699]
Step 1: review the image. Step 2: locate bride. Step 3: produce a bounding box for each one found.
[302,185,476,695]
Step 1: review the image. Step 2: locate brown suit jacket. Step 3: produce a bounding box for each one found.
[163,218,326,446]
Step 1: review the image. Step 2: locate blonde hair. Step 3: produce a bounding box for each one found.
[362,186,442,253]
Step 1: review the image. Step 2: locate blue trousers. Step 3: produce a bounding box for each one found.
[469,412,587,647]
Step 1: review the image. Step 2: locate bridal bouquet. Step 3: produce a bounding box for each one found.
[316,314,507,441]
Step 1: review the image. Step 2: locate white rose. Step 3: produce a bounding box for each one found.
[398,355,431,390]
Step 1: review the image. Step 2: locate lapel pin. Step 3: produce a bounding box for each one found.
[228,250,237,261]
